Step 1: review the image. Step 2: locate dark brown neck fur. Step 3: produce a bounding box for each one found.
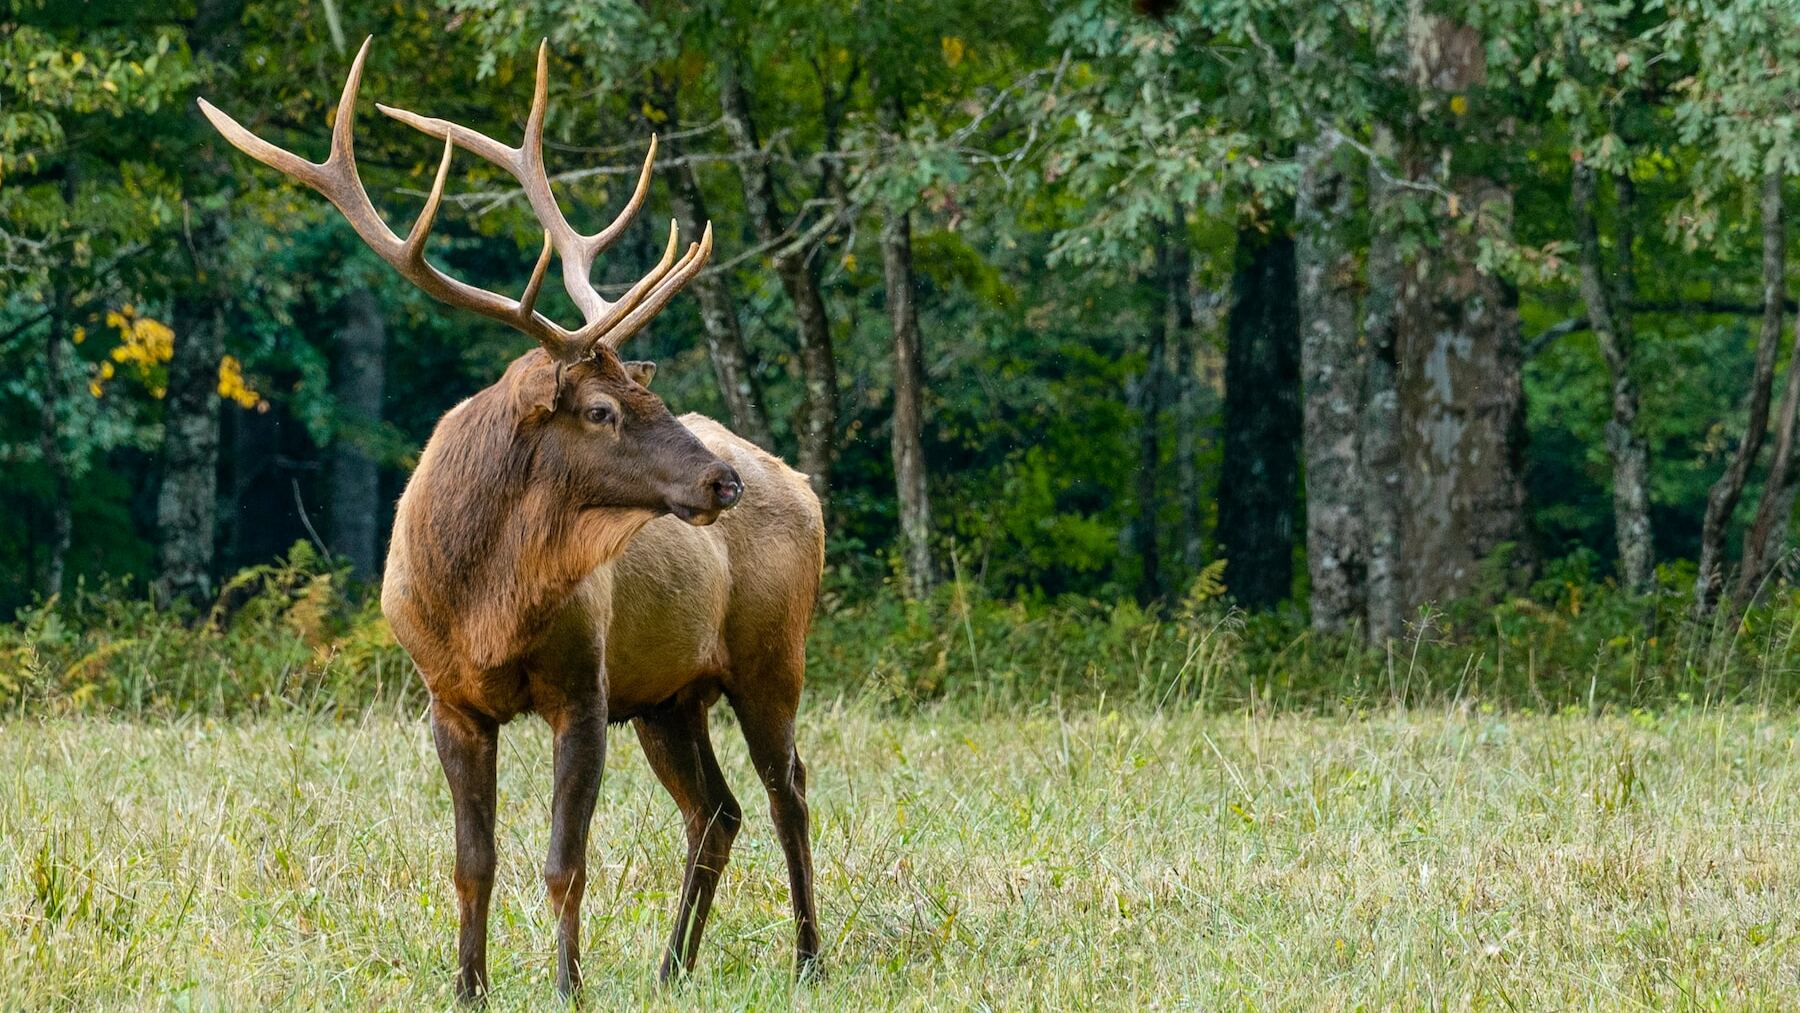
[393,382,652,673]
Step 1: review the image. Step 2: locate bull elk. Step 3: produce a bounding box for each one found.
[199,39,824,1000]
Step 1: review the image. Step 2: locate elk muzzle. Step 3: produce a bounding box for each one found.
[668,461,742,526]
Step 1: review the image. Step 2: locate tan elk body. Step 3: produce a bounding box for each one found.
[383,395,821,724]
[200,37,825,1001]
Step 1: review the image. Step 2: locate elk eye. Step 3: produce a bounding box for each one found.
[584,405,614,426]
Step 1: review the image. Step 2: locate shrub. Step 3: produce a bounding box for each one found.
[5,545,1799,718]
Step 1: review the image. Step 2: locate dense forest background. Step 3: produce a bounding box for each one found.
[8,0,1800,645]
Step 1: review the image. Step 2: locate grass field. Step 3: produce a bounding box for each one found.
[7,700,1800,1009]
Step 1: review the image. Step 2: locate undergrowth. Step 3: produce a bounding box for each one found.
[4,542,1799,717]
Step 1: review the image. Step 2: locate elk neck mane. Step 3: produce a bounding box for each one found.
[394,380,655,672]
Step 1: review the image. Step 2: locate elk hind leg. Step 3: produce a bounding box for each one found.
[728,678,820,977]
[635,697,742,981]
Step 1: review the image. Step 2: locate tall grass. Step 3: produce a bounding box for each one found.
[5,543,1799,717]
[8,706,1800,1007]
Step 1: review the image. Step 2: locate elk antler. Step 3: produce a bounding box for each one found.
[197,37,712,362]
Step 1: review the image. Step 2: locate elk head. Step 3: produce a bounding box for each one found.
[198,37,740,524]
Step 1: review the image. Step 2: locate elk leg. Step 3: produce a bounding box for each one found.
[728,690,820,976]
[544,700,605,997]
[432,700,500,1003]
[636,699,742,981]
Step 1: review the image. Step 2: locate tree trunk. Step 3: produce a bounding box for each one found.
[1296,137,1366,634]
[1571,163,1654,591]
[1362,130,1405,644]
[645,85,773,449]
[328,287,384,582]
[39,296,72,599]
[1395,14,1530,607]
[156,288,224,602]
[1219,227,1301,609]
[1695,173,1785,617]
[39,163,81,599]
[1166,215,1202,577]
[1737,315,1800,604]
[718,58,839,502]
[882,206,935,598]
[156,0,243,604]
[1134,275,1169,606]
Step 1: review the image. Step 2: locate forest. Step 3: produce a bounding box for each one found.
[14,2,1800,1007]
[8,0,1800,641]
[4,0,1799,677]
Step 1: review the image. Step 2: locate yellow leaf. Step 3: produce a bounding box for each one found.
[217,355,261,408]
[1449,94,1469,116]
[942,36,966,68]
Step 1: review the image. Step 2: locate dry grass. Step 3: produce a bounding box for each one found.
[6,700,1800,1008]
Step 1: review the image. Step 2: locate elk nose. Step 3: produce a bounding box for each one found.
[705,463,742,509]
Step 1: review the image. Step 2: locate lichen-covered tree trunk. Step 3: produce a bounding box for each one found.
[156,288,224,602]
[882,207,934,598]
[1696,174,1785,616]
[1571,164,1653,591]
[644,85,773,450]
[1296,138,1366,633]
[1395,15,1530,607]
[328,287,384,582]
[1219,227,1300,609]
[1363,128,1405,646]
[668,162,773,450]
[719,58,839,502]
[156,0,242,604]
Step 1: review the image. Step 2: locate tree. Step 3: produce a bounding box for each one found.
[1296,137,1366,631]
[716,52,844,503]
[156,0,247,603]
[2,5,198,600]
[1219,226,1300,609]
[641,79,774,450]
[1571,162,1654,591]
[1394,13,1530,607]
[882,199,935,598]
[328,287,385,581]
[1670,0,1800,612]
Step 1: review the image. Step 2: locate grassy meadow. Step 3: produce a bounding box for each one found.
[8,700,1800,1009]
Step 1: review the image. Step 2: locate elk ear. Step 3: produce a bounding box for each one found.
[623,360,657,388]
[511,360,562,425]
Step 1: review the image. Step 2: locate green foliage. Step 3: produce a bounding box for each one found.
[5,0,1800,620]
[1,544,416,715]
[9,546,1800,718]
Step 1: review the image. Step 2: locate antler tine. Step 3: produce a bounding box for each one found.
[403,135,456,258]
[207,35,711,365]
[517,231,555,324]
[380,41,677,355]
[202,37,591,359]
[599,222,714,350]
[564,217,682,346]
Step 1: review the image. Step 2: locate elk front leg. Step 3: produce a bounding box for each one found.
[729,689,820,977]
[544,700,606,997]
[432,701,500,1003]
